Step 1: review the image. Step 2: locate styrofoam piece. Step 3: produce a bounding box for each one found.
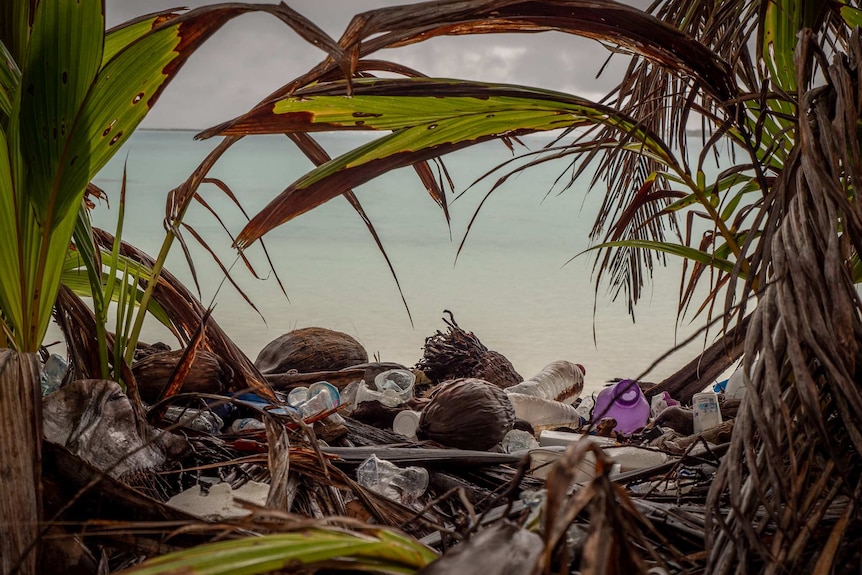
[528,446,621,482]
[538,430,617,448]
[166,481,270,520]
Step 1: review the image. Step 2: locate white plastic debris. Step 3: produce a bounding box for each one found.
[166,481,270,520]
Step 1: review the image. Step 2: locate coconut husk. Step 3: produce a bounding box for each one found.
[133,349,233,404]
[254,327,368,375]
[417,311,521,388]
[416,378,515,451]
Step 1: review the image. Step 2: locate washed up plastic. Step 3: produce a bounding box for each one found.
[355,380,400,407]
[298,382,339,418]
[164,405,224,434]
[507,393,582,430]
[374,369,415,402]
[592,379,650,434]
[356,454,428,506]
[532,431,669,478]
[574,396,594,421]
[538,430,617,449]
[166,481,270,520]
[527,446,622,482]
[725,364,750,400]
[501,429,539,453]
[504,361,584,404]
[234,392,294,416]
[692,391,722,433]
[603,445,670,472]
[392,410,421,439]
[228,417,266,433]
[650,391,680,418]
[40,353,68,396]
[287,386,308,407]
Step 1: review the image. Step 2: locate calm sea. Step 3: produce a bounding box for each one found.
[80,129,722,392]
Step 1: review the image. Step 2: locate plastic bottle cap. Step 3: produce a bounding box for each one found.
[393,410,421,438]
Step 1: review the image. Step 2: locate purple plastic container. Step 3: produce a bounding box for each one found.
[592,379,650,434]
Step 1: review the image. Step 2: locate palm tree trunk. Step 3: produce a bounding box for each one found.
[0,350,42,575]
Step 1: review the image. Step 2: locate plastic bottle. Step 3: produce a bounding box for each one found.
[505,361,584,404]
[506,393,583,429]
[592,379,650,434]
[692,391,722,433]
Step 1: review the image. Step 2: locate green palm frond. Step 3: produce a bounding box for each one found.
[118,527,437,575]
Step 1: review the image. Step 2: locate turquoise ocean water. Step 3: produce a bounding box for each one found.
[76,129,720,393]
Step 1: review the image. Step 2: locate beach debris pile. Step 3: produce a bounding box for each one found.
[40,316,746,573]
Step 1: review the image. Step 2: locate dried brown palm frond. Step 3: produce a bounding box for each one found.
[706,31,862,574]
[91,229,277,402]
[536,439,684,575]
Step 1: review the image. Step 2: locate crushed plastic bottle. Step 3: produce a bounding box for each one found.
[40,353,68,396]
[356,454,428,507]
[163,406,224,434]
[505,361,584,404]
[500,429,539,453]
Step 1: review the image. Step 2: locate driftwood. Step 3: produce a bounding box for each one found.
[649,314,750,404]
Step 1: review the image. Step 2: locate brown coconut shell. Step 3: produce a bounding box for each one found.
[416,378,515,451]
[133,349,233,404]
[417,312,521,389]
[255,327,368,375]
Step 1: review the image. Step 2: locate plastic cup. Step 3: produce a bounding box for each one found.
[392,410,421,438]
[307,381,340,407]
[356,380,404,407]
[373,369,415,403]
[287,387,308,407]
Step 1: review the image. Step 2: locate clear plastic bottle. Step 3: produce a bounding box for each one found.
[592,379,650,434]
[506,393,582,429]
[504,361,584,404]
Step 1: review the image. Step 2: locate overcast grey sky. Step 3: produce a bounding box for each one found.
[106,0,650,130]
